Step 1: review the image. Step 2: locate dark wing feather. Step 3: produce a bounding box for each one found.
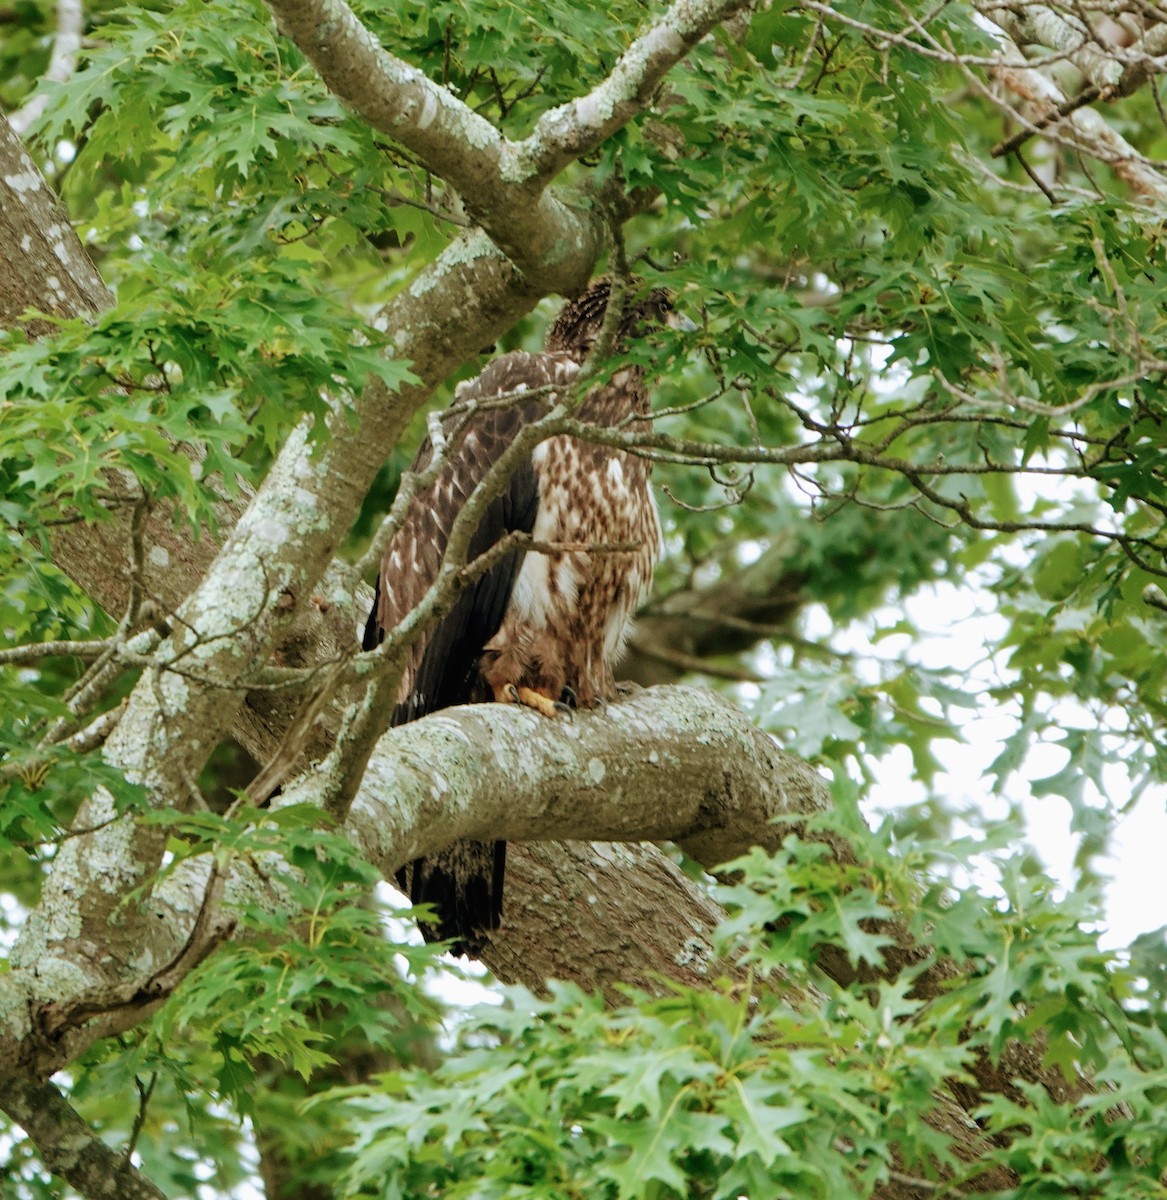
[363,350,576,956]
[388,454,535,956]
[390,454,538,723]
[361,579,382,653]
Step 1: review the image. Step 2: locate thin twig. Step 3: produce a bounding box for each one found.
[123,1074,157,1167]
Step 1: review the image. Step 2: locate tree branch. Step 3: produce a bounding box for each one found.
[519,0,756,180]
[979,2,1124,92]
[0,116,110,332]
[974,14,1167,198]
[0,684,819,1077]
[799,1,1167,199]
[0,1073,167,1200]
[264,0,754,275]
[7,0,83,136]
[327,685,828,875]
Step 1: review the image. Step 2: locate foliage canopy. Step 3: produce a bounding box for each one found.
[4,0,1167,1196]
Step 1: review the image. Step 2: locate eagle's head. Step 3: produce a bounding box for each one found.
[546,277,689,362]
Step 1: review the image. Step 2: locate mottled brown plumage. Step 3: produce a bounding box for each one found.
[363,280,668,956]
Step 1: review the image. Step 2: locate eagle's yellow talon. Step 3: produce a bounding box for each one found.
[494,684,562,718]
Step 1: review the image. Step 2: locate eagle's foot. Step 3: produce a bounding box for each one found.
[559,685,578,710]
[498,683,563,719]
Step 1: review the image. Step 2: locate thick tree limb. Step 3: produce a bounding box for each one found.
[804,0,1167,198]
[0,1073,166,1200]
[265,0,752,275]
[520,0,755,181]
[487,840,733,994]
[993,51,1167,198]
[980,4,1167,98]
[332,685,828,873]
[981,3,1125,91]
[968,6,1167,198]
[3,685,822,1076]
[0,115,109,332]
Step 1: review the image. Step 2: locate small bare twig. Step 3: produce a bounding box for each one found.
[0,637,112,667]
[123,1073,157,1167]
[991,84,1105,158]
[63,702,126,755]
[1013,147,1059,203]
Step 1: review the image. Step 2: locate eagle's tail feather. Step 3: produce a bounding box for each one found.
[405,839,505,958]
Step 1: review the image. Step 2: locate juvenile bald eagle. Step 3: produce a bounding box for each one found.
[363,280,671,956]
